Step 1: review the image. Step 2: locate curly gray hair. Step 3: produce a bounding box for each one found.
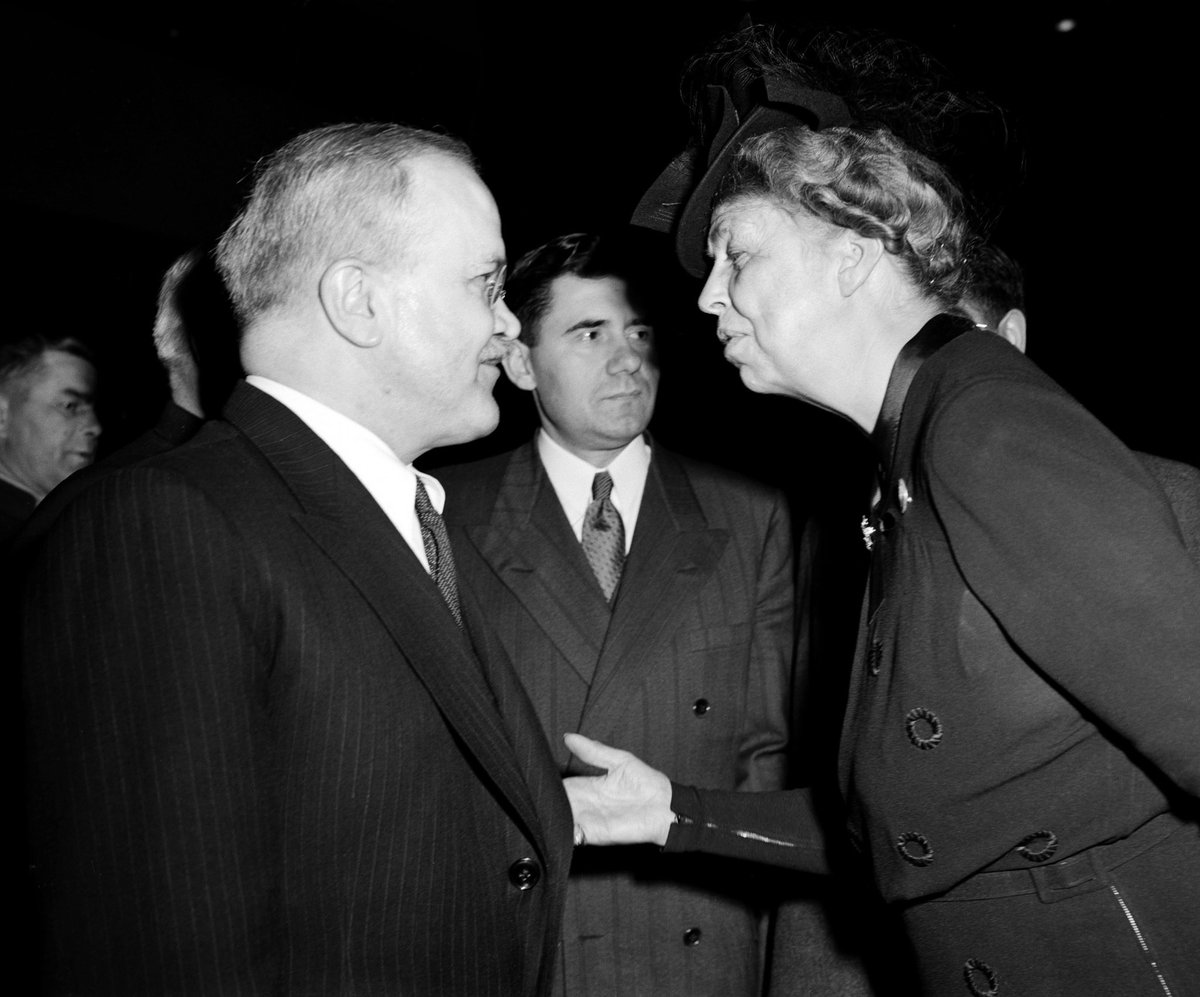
[715,125,972,309]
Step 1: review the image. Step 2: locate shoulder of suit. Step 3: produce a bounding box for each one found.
[85,419,278,516]
[434,446,524,524]
[656,446,784,506]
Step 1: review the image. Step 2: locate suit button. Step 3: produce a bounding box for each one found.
[682,927,702,946]
[692,698,710,716]
[508,857,541,891]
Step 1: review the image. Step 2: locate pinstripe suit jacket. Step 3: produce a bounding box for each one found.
[440,440,793,996]
[22,383,573,996]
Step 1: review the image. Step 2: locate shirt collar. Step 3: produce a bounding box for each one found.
[245,376,442,567]
[536,429,651,546]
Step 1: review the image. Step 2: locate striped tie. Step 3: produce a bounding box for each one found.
[414,477,464,630]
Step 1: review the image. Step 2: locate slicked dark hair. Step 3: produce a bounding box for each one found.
[506,233,650,346]
[961,243,1025,330]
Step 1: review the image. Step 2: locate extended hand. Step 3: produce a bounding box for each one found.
[563,733,674,847]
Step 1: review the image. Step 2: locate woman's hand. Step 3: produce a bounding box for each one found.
[562,733,675,847]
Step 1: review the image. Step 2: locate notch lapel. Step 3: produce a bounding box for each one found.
[463,443,612,683]
[225,384,551,861]
[581,449,729,730]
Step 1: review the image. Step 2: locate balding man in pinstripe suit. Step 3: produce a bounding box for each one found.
[22,123,573,995]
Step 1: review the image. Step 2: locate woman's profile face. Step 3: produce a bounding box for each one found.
[698,196,848,407]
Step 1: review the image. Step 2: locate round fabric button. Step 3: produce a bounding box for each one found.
[1015,829,1059,863]
[895,831,934,867]
[692,699,710,716]
[963,957,999,996]
[904,707,944,750]
[508,858,541,891]
[682,927,702,946]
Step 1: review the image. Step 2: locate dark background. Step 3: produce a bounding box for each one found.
[6,2,1193,500]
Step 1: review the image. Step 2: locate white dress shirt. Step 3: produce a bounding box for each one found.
[246,376,442,573]
[536,429,651,554]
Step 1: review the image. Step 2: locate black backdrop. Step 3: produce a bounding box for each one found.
[6,2,1194,499]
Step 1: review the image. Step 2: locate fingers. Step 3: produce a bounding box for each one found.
[563,732,629,770]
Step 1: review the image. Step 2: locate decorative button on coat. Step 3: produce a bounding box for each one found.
[904,707,943,750]
[682,927,702,946]
[1015,830,1058,863]
[692,698,710,716]
[896,831,934,867]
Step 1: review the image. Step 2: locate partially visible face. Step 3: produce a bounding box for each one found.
[371,154,520,456]
[0,349,101,499]
[698,196,846,406]
[520,274,659,464]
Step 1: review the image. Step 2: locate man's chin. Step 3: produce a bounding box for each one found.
[440,400,500,448]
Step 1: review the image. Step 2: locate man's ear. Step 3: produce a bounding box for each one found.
[319,259,382,348]
[996,308,1028,353]
[502,340,538,392]
[836,231,885,297]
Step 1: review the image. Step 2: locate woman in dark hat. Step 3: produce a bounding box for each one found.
[565,118,1200,997]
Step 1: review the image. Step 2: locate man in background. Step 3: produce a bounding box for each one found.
[0,335,100,542]
[23,122,572,995]
[439,232,792,996]
[961,242,1200,562]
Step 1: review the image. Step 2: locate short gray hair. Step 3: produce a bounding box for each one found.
[215,122,475,325]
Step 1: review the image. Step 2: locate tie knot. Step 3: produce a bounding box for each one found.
[591,471,614,503]
[415,476,434,514]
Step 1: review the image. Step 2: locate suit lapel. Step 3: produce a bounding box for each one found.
[463,442,612,683]
[581,449,730,729]
[224,384,552,861]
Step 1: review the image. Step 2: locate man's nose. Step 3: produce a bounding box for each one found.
[608,340,643,374]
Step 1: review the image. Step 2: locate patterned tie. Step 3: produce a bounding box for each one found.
[414,477,464,630]
[581,471,626,603]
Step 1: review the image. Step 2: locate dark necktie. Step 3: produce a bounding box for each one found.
[414,477,463,630]
[581,470,626,602]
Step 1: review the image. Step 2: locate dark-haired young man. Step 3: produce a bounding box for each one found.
[439,232,794,996]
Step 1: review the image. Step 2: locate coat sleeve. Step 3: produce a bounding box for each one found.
[734,488,795,793]
[925,375,1200,800]
[23,467,277,995]
[663,784,831,875]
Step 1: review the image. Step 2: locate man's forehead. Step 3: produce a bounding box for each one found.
[547,274,641,317]
[39,350,97,389]
[405,154,505,259]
